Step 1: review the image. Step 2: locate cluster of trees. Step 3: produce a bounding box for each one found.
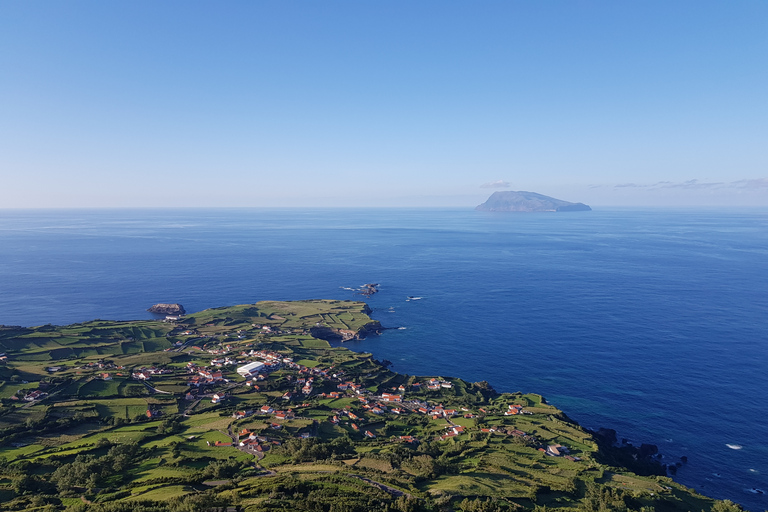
[457,497,515,512]
[243,474,426,512]
[275,436,356,463]
[52,442,144,492]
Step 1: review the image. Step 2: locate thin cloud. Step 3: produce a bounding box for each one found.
[731,178,768,189]
[662,179,723,189]
[612,179,764,191]
[481,180,511,189]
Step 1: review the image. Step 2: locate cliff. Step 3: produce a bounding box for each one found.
[310,320,383,341]
[476,190,591,212]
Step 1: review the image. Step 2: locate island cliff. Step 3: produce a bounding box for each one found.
[476,190,592,212]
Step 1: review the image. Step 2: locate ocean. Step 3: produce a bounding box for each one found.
[0,207,766,510]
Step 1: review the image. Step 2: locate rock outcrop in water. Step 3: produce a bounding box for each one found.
[476,191,591,212]
[147,303,186,315]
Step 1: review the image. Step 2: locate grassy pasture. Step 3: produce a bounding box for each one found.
[79,378,122,397]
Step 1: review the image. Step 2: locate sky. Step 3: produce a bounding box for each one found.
[1,1,766,208]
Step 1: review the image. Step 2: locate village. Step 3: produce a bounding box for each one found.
[123,336,581,464]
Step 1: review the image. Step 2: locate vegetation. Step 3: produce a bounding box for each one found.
[0,301,743,511]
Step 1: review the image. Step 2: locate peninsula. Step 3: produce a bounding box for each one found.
[476,191,592,212]
[0,301,742,511]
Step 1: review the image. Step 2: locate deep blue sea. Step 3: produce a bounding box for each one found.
[0,208,766,509]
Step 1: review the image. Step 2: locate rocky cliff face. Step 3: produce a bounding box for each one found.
[147,303,186,315]
[310,320,383,342]
[476,191,591,212]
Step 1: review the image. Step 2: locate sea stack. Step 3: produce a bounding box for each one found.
[147,303,186,315]
[476,191,591,212]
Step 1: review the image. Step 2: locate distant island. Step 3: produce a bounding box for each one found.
[476,191,592,212]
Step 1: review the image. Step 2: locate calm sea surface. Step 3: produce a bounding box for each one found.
[0,208,766,509]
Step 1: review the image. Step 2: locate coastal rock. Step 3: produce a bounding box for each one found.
[147,303,186,315]
[476,191,591,212]
[594,428,618,446]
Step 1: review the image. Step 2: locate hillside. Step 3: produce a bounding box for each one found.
[0,301,742,512]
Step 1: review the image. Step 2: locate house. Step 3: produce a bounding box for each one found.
[23,390,47,402]
[211,393,226,404]
[381,393,402,402]
[351,423,359,430]
[546,444,567,457]
[199,370,223,381]
[260,405,274,414]
[274,410,293,420]
[364,430,376,439]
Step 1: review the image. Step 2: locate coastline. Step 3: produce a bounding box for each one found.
[0,300,744,511]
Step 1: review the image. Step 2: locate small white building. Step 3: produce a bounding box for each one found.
[237,361,265,377]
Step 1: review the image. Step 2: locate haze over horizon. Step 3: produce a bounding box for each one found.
[1,1,766,208]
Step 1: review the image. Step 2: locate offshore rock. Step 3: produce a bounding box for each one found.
[147,303,186,315]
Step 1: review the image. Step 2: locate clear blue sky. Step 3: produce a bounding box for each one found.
[1,1,766,207]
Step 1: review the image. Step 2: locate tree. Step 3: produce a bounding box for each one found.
[711,501,743,512]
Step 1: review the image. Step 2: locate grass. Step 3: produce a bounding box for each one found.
[128,484,192,500]
[79,378,122,397]
[0,443,45,461]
